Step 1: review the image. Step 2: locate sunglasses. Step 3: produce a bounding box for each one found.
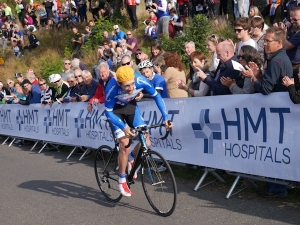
[74,75,82,78]
[7,82,12,85]
[136,52,142,55]
[122,61,131,66]
[39,83,46,86]
[234,28,244,33]
[54,79,61,84]
[64,62,71,65]
[237,55,245,59]
[127,33,132,35]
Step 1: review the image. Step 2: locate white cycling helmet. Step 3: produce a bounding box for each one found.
[138,60,153,70]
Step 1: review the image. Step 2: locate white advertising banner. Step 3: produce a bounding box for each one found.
[0,92,299,182]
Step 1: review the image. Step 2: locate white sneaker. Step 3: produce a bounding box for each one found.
[118,182,134,197]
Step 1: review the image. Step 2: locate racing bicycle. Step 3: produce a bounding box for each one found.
[94,117,177,217]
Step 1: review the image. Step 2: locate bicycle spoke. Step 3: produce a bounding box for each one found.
[141,150,177,217]
[94,145,122,202]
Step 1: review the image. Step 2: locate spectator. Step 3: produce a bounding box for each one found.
[198,40,242,96]
[49,73,69,100]
[0,24,8,53]
[71,55,88,70]
[87,62,114,112]
[282,66,300,103]
[121,55,134,68]
[77,0,87,23]
[219,0,228,20]
[61,58,74,80]
[15,72,24,84]
[96,39,114,71]
[175,51,210,97]
[61,72,78,103]
[135,48,148,65]
[88,0,100,20]
[163,52,188,98]
[11,25,24,49]
[153,57,166,75]
[12,40,22,57]
[16,79,41,105]
[184,40,196,82]
[26,69,39,86]
[71,27,83,54]
[39,78,57,107]
[18,0,27,24]
[234,17,258,54]
[111,25,126,49]
[116,41,132,64]
[285,7,300,81]
[24,13,34,27]
[12,82,26,102]
[206,34,220,72]
[6,78,15,94]
[103,30,113,42]
[43,0,54,29]
[57,7,68,30]
[68,10,79,28]
[36,4,48,28]
[243,27,293,95]
[23,29,40,51]
[138,60,168,98]
[169,8,183,35]
[145,20,157,39]
[74,68,85,99]
[261,0,281,26]
[249,6,269,31]
[123,0,138,30]
[15,0,22,23]
[0,81,10,97]
[3,3,12,21]
[251,16,266,61]
[221,45,262,94]
[150,42,165,66]
[125,31,138,54]
[147,11,158,24]
[79,70,98,102]
[151,0,169,37]
[100,4,112,18]
[233,0,249,19]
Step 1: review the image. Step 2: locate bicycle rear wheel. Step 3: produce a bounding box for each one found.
[94,145,122,202]
[141,150,177,217]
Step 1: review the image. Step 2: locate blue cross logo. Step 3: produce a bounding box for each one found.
[44,110,53,134]
[75,110,85,138]
[16,110,24,131]
[191,109,221,154]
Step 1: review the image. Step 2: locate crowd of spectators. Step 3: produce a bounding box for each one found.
[1,0,300,198]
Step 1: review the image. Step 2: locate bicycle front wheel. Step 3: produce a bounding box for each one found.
[141,150,177,217]
[94,145,122,202]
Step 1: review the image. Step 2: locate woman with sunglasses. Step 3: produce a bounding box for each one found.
[220,45,263,94]
[135,48,149,65]
[39,78,57,107]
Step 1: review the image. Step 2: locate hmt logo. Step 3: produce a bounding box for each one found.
[191,109,221,154]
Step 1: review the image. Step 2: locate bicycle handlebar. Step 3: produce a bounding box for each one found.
[124,120,172,148]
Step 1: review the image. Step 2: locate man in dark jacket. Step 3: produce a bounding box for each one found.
[243,27,293,94]
[24,29,40,51]
[197,40,242,96]
[16,79,41,105]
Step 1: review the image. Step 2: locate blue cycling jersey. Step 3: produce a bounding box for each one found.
[105,72,168,130]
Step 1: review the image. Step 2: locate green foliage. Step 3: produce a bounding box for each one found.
[40,56,63,81]
[160,14,211,67]
[82,17,115,51]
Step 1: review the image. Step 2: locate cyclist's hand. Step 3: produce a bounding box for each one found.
[135,92,143,101]
[164,120,173,131]
[124,126,136,137]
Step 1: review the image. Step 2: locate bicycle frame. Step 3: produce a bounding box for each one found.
[127,131,148,183]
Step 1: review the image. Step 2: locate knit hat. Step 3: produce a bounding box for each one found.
[116,66,135,83]
[21,79,32,86]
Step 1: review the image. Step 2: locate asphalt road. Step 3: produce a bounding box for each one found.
[0,142,299,225]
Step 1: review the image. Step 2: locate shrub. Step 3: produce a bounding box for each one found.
[160,14,211,67]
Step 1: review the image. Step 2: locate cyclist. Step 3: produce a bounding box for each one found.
[138,60,168,98]
[104,66,173,197]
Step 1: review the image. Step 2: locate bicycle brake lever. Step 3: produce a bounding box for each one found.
[160,120,172,140]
